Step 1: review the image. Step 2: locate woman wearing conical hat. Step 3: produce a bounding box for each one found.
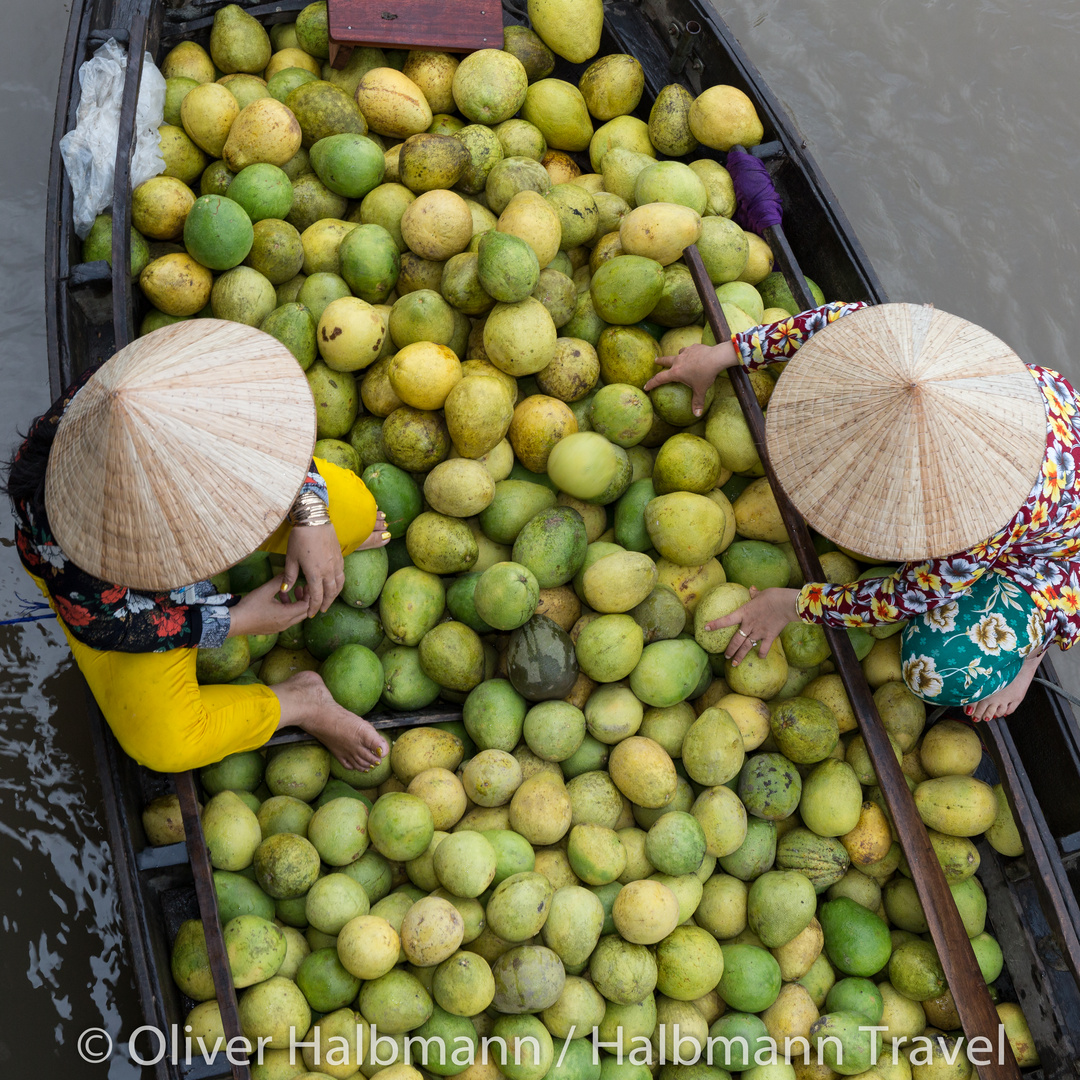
[4,321,390,774]
[646,300,1072,721]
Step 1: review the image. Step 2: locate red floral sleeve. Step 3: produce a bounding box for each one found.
[796,532,1014,629]
[732,301,869,370]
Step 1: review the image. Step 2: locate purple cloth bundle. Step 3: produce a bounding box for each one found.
[726,146,782,234]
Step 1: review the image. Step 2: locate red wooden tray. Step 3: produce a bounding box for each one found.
[328,0,503,65]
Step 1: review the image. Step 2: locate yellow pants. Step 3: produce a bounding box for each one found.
[28,460,377,774]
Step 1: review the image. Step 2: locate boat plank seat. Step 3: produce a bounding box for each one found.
[326,0,504,66]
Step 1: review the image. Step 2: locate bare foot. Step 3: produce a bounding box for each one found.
[355,511,391,551]
[966,649,1045,721]
[272,670,388,771]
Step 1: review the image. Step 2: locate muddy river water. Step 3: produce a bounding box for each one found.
[0,0,1077,1074]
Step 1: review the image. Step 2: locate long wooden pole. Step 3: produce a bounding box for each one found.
[175,772,252,1080]
[684,245,1018,1079]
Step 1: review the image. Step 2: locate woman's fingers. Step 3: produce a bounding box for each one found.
[643,365,680,393]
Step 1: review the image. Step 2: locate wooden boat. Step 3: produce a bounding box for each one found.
[43,1,1080,1077]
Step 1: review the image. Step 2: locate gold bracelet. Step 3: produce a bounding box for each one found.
[289,490,331,528]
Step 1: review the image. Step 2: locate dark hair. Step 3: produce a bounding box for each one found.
[3,410,58,532]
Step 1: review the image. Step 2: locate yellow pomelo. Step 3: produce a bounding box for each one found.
[528,0,603,65]
[223,97,304,171]
[356,67,433,139]
[180,82,239,157]
[317,296,385,371]
[688,85,764,151]
[389,341,462,409]
[131,176,195,240]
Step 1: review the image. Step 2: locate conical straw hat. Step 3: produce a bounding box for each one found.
[764,303,1046,562]
[45,319,317,590]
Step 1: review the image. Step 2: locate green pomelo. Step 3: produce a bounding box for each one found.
[769,696,840,764]
[590,383,654,448]
[201,790,261,870]
[303,600,383,659]
[286,79,368,148]
[389,287,456,349]
[184,194,254,270]
[223,914,286,988]
[737,753,802,821]
[629,638,709,708]
[746,868,817,948]
[464,679,527,751]
[590,256,664,325]
[478,230,540,303]
[575,614,644,683]
[319,643,383,715]
[213,870,275,923]
[697,216,750,284]
[633,161,707,214]
[445,572,496,634]
[296,270,350,322]
[614,479,656,552]
[340,546,389,609]
[226,163,293,222]
[287,172,348,232]
[310,132,385,198]
[757,271,825,316]
[266,66,317,103]
[256,795,314,839]
[340,222,400,303]
[512,505,589,588]
[720,540,791,590]
[453,49,529,126]
[296,946,361,1012]
[211,265,278,326]
[362,462,423,539]
[646,811,707,876]
[367,792,435,861]
[479,479,558,545]
[253,832,321,899]
[521,79,593,152]
[655,924,725,1000]
[419,620,486,692]
[714,943,782,1014]
[433,830,499,898]
[380,644,441,710]
[819,896,892,977]
[260,300,315,366]
[307,796,369,866]
[546,432,621,501]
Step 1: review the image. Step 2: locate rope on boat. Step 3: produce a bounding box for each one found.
[0,595,57,626]
[726,146,784,234]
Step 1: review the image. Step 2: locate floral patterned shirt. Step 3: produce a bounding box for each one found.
[735,304,1079,651]
[13,365,327,653]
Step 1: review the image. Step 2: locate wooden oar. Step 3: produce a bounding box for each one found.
[684,245,1019,1080]
[726,144,817,312]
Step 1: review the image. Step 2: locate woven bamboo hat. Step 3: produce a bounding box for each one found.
[45,319,317,590]
[764,303,1046,562]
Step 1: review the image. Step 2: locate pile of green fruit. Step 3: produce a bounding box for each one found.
[119,1,1041,1074]
[148,709,1037,1079]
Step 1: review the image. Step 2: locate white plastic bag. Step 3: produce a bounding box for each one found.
[60,38,167,240]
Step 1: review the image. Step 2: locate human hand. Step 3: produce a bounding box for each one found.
[228,575,310,637]
[706,586,801,665]
[644,340,740,417]
[285,522,344,616]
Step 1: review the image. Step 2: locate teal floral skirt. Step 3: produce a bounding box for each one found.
[900,571,1045,706]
